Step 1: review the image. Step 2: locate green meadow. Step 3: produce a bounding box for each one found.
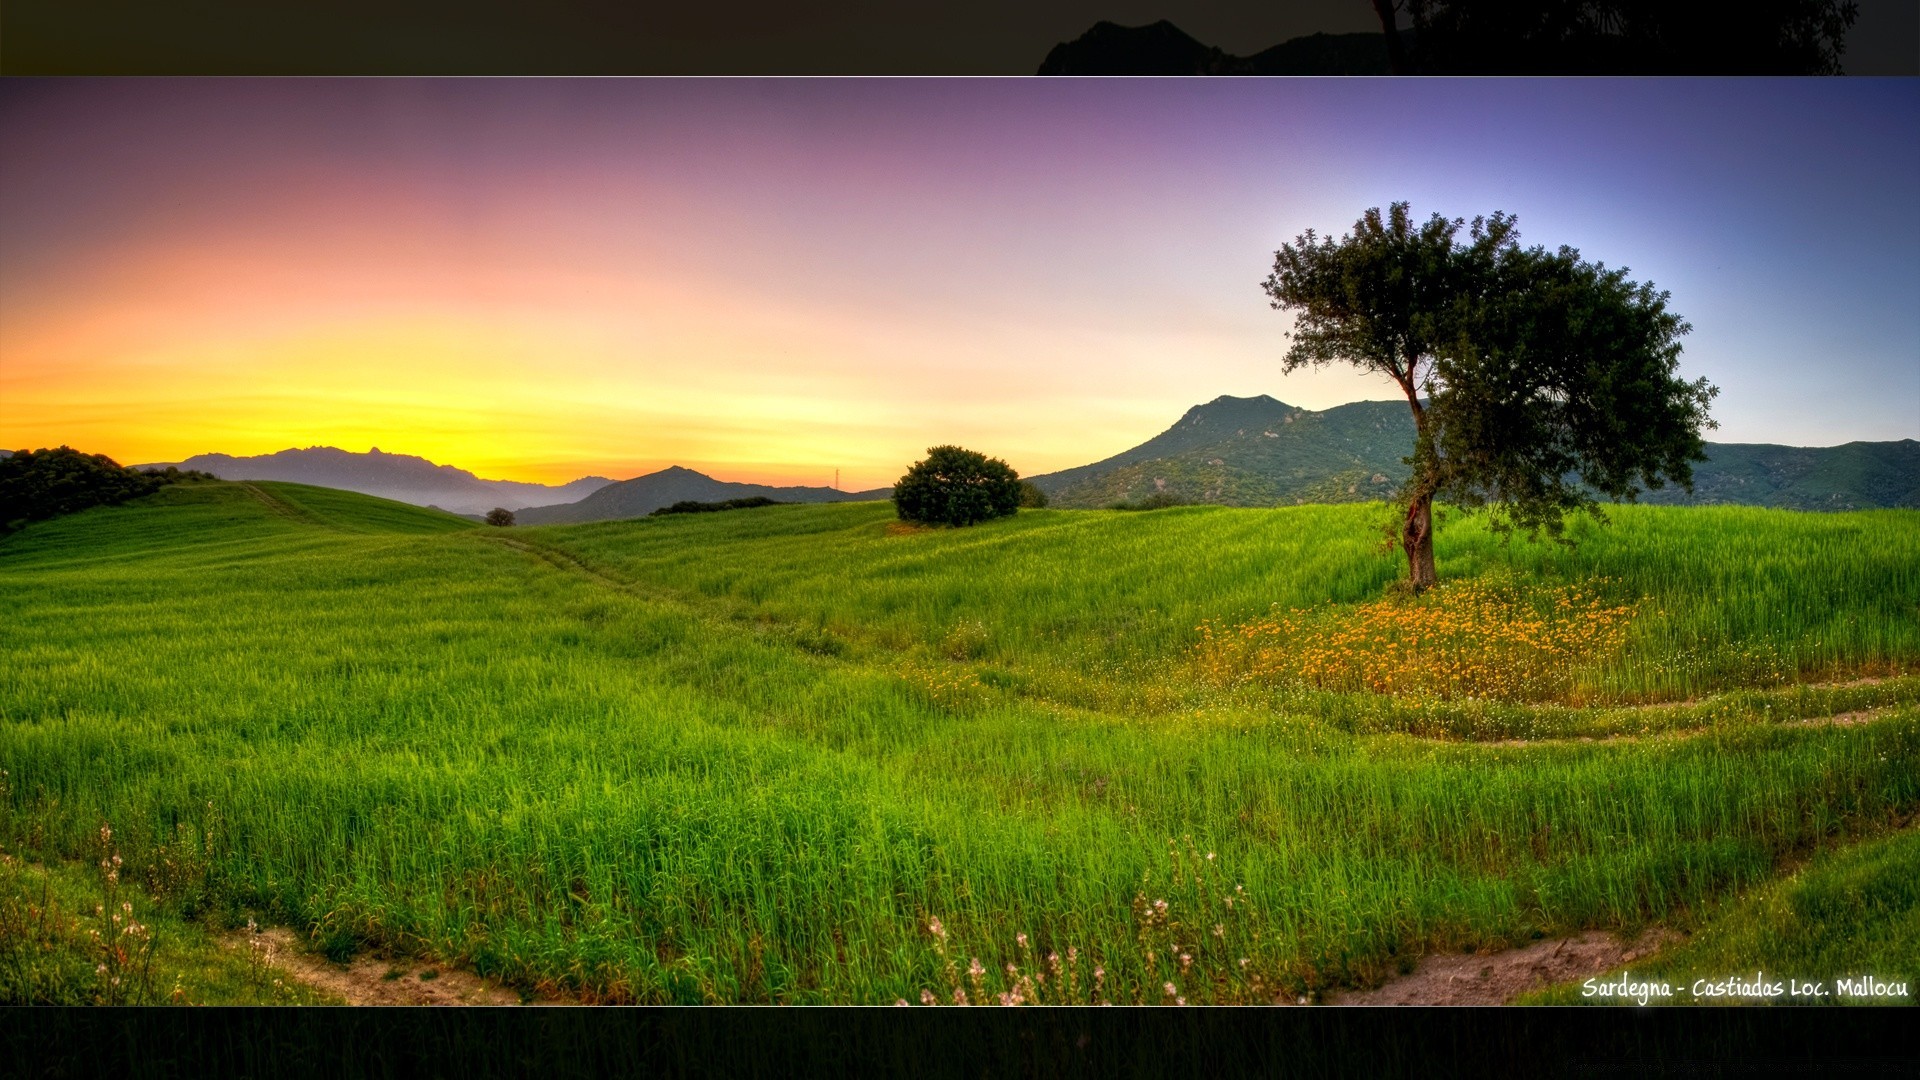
[2,480,1916,1004]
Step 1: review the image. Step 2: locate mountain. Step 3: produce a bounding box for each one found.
[514,466,888,525]
[1030,396,1412,508]
[1030,395,1920,512]
[1632,441,1920,511]
[136,447,612,516]
[1038,20,1397,75]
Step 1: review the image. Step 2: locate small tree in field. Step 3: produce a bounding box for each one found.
[1263,203,1717,592]
[893,446,1022,527]
[485,507,515,527]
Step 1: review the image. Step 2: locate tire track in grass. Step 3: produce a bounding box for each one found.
[237,483,339,531]
[479,534,650,596]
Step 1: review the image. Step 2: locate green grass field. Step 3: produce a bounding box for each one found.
[2,481,1915,1004]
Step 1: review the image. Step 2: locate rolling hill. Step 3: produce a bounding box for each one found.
[1030,395,1919,511]
[1,478,1914,1005]
[135,446,612,516]
[513,465,888,524]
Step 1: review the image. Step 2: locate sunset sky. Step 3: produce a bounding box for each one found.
[2,78,1915,490]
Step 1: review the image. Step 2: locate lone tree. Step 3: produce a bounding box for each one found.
[893,446,1023,527]
[1263,203,1717,592]
[485,507,515,527]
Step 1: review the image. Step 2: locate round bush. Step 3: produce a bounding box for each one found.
[892,446,1022,527]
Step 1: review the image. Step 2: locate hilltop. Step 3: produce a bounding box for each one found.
[1036,20,1398,75]
[1028,396,1416,508]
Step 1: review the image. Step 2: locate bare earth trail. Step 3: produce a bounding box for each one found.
[1325,929,1683,1006]
[222,927,568,1006]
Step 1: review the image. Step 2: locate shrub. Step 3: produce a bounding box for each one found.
[892,446,1022,527]
[649,497,784,517]
[1109,491,1187,511]
[1017,481,1048,509]
[484,508,516,527]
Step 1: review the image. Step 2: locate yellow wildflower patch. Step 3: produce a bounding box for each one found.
[1195,577,1639,704]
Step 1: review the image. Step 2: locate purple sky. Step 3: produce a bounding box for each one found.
[2,78,1915,486]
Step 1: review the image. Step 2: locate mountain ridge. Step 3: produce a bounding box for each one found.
[1031,395,1919,512]
[136,446,612,517]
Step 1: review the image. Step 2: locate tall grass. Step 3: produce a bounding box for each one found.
[1,483,1915,1003]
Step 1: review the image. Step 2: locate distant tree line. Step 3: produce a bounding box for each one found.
[649,496,787,517]
[1368,0,1858,74]
[0,447,215,532]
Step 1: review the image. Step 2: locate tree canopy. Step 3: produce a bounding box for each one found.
[893,446,1023,527]
[0,447,213,531]
[1263,203,1717,590]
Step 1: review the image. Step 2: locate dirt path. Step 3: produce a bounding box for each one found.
[223,927,562,1006]
[1326,928,1681,1006]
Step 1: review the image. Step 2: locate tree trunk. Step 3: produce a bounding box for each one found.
[1370,0,1410,74]
[1403,491,1437,593]
[1397,372,1439,593]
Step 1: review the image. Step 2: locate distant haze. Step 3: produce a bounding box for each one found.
[138,446,612,516]
[3,79,1914,490]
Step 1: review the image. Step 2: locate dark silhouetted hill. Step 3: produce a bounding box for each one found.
[1038,21,1396,75]
[1042,3,1876,76]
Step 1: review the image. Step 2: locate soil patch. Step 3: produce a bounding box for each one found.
[222,927,561,1006]
[1327,928,1682,1006]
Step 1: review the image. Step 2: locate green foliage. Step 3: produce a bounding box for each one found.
[0,484,1914,1003]
[1435,236,1717,541]
[0,446,212,531]
[1108,491,1191,511]
[484,508,516,527]
[1017,481,1048,509]
[1264,203,1718,566]
[649,497,784,517]
[892,446,1022,527]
